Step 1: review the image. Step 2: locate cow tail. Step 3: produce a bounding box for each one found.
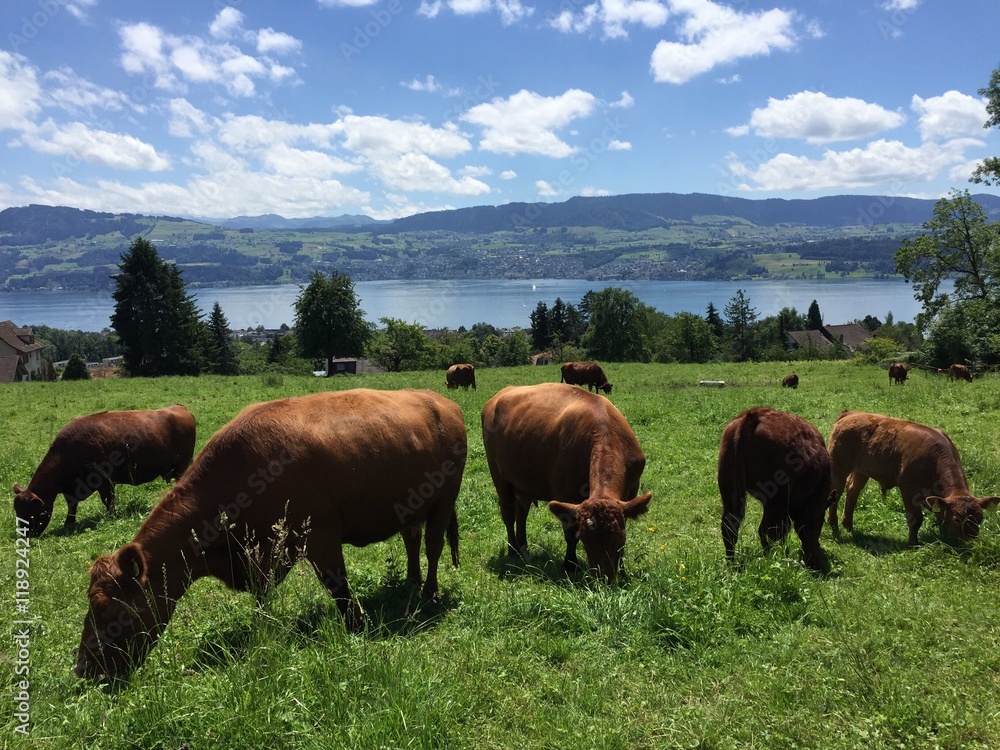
[447,509,460,567]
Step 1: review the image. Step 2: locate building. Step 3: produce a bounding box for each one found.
[0,321,46,382]
[785,323,872,354]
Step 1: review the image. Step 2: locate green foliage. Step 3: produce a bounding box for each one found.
[111,237,206,377]
[807,299,823,329]
[972,64,1000,185]
[206,301,240,376]
[581,287,652,361]
[60,353,90,380]
[33,325,120,363]
[724,288,759,361]
[853,336,903,365]
[366,318,428,372]
[293,271,373,374]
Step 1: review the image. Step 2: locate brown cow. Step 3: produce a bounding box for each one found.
[718,407,833,570]
[888,363,908,385]
[445,363,476,390]
[481,383,650,582]
[827,410,1000,546]
[74,389,466,680]
[560,361,613,395]
[13,405,196,536]
[948,363,973,382]
[781,373,799,389]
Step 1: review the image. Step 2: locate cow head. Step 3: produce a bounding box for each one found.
[601,383,613,395]
[74,543,163,681]
[13,484,51,537]
[922,494,1000,542]
[548,492,652,583]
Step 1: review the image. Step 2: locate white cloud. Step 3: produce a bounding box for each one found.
[209,7,244,39]
[734,91,905,144]
[0,52,42,131]
[611,91,635,108]
[460,165,493,178]
[167,98,212,138]
[16,120,171,171]
[318,0,380,5]
[500,169,517,179]
[43,68,140,114]
[257,28,302,55]
[581,186,612,196]
[118,18,300,97]
[462,89,597,157]
[259,143,361,178]
[65,0,98,22]
[911,91,986,141]
[401,75,463,97]
[549,1,668,39]
[536,180,560,196]
[608,139,632,151]
[727,138,983,191]
[651,1,800,84]
[882,0,921,10]
[418,0,533,24]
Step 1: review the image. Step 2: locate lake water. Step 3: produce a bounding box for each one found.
[0,278,932,331]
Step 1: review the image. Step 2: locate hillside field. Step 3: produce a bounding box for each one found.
[3,362,1000,749]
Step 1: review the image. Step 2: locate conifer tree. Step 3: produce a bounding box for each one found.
[206,301,240,375]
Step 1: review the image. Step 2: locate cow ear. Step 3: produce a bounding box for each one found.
[548,501,580,531]
[116,543,147,582]
[980,496,1000,512]
[13,484,24,494]
[921,496,944,513]
[622,492,652,519]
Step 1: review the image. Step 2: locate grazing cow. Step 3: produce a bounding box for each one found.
[445,363,476,390]
[560,361,613,395]
[781,373,799,389]
[13,405,196,536]
[888,363,908,385]
[827,410,1000,546]
[948,364,973,383]
[481,383,650,582]
[718,407,833,570]
[74,389,466,680]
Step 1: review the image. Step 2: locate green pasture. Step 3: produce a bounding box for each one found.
[3,362,1000,748]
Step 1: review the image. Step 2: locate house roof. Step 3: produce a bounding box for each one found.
[822,323,872,352]
[0,355,26,383]
[0,320,43,354]
[786,330,834,350]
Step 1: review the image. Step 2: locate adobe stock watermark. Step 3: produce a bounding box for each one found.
[13,517,32,737]
[340,0,404,64]
[393,441,466,524]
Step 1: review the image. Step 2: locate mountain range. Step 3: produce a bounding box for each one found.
[4,191,1000,240]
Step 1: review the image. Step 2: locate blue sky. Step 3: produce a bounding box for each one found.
[2,0,1000,220]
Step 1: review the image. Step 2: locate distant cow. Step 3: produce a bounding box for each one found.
[74,389,467,680]
[888,363,908,385]
[13,405,196,536]
[481,383,650,582]
[445,363,476,390]
[718,407,833,570]
[560,361,613,395]
[948,364,973,383]
[827,410,999,546]
[781,373,799,389]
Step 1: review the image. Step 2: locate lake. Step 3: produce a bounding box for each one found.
[0,278,931,331]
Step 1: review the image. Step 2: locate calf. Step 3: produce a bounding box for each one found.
[827,410,999,546]
[560,361,613,395]
[888,363,908,385]
[781,373,799,389]
[947,364,973,382]
[445,363,476,390]
[14,405,196,536]
[718,407,833,570]
[481,383,650,582]
[74,389,466,680]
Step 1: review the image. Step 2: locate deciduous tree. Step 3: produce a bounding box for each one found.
[294,271,373,376]
[367,318,428,372]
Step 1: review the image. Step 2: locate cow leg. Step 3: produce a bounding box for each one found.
[561,523,580,572]
[513,497,531,556]
[792,512,825,571]
[827,468,850,533]
[98,482,116,513]
[720,489,746,563]
[759,500,792,552]
[310,545,364,632]
[64,496,79,528]
[402,524,423,586]
[497,482,526,556]
[841,473,869,532]
[421,508,450,602]
[905,504,924,547]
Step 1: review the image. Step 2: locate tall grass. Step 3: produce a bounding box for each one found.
[3,362,1000,748]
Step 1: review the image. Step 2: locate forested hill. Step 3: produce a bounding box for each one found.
[385,192,1000,233]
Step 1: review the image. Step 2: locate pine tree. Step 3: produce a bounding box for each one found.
[807,299,823,330]
[705,302,724,338]
[529,301,550,351]
[111,237,205,377]
[206,301,240,375]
